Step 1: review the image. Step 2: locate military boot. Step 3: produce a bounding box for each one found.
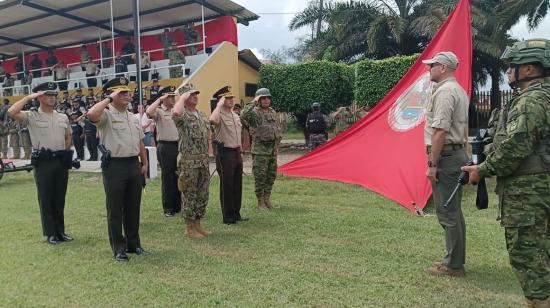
[23,152,30,160]
[526,298,550,308]
[11,149,20,159]
[194,219,211,236]
[264,194,273,209]
[185,218,204,239]
[257,195,268,210]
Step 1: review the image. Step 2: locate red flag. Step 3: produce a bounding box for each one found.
[278,0,472,212]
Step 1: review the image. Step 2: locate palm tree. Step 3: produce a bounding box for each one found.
[497,0,550,30]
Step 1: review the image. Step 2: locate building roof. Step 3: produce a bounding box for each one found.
[238,49,262,71]
[0,0,259,58]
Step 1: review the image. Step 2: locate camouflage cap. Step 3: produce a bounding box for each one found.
[32,82,58,96]
[501,38,550,68]
[177,83,200,95]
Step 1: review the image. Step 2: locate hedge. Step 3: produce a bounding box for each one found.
[354,54,419,107]
[258,61,354,117]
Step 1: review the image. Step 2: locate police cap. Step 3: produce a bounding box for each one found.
[32,82,58,96]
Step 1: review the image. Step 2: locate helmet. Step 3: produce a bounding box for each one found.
[311,102,321,109]
[501,39,550,68]
[255,88,271,98]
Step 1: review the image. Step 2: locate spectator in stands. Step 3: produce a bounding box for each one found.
[121,37,135,64]
[114,52,127,77]
[84,58,99,88]
[53,61,69,91]
[55,91,71,116]
[45,50,58,76]
[157,29,175,59]
[75,45,90,70]
[168,42,185,78]
[97,41,112,68]
[15,57,23,80]
[0,60,5,83]
[182,23,200,56]
[2,73,14,96]
[22,70,33,95]
[132,48,151,82]
[30,54,42,78]
[145,78,161,104]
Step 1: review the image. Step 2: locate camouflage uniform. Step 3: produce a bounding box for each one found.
[19,123,32,159]
[477,39,550,303]
[157,33,175,59]
[8,117,20,159]
[168,46,186,78]
[182,24,200,56]
[330,108,353,135]
[0,104,9,158]
[240,98,282,203]
[174,109,210,220]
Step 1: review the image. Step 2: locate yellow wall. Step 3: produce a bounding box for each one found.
[238,61,259,105]
[180,42,240,115]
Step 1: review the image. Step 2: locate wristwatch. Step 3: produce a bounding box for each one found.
[107,96,113,103]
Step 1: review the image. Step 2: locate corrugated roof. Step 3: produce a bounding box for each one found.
[0,0,258,57]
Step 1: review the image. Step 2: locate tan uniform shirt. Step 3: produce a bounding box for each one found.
[214,110,242,149]
[20,108,70,151]
[424,77,468,146]
[154,105,178,141]
[93,105,144,157]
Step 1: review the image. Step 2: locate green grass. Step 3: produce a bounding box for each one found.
[0,171,523,307]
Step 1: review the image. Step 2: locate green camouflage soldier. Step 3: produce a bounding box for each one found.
[330,106,353,135]
[19,123,32,159]
[240,88,282,209]
[168,42,186,78]
[173,83,211,238]
[8,116,20,159]
[182,23,200,56]
[157,29,175,59]
[462,39,550,307]
[0,100,9,158]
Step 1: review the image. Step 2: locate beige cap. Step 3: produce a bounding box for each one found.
[422,51,459,69]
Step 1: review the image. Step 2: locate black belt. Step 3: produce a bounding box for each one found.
[158,141,178,145]
[426,144,464,154]
[223,147,240,152]
[110,156,139,162]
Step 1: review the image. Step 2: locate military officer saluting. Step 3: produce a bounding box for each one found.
[146,85,181,217]
[8,82,74,245]
[172,84,211,238]
[210,86,247,224]
[87,77,149,262]
[240,88,283,209]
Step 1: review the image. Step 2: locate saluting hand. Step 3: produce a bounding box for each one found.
[28,91,45,100]
[217,97,225,107]
[109,89,125,99]
[160,94,169,102]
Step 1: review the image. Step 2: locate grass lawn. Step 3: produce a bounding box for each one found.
[0,171,523,307]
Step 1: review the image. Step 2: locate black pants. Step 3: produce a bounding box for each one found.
[85,134,98,160]
[216,148,243,223]
[58,80,68,91]
[86,74,97,87]
[34,159,69,237]
[157,142,181,214]
[73,136,84,160]
[102,158,142,255]
[141,68,149,82]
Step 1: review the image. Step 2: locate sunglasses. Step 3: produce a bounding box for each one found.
[429,63,442,69]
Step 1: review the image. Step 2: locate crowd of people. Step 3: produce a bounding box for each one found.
[0,26,199,95]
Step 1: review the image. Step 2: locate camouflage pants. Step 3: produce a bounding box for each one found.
[501,193,550,300]
[0,134,8,157]
[308,133,327,151]
[9,132,20,158]
[169,66,183,78]
[252,154,277,198]
[20,130,31,158]
[178,165,209,220]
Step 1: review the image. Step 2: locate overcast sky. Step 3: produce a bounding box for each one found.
[233,0,550,60]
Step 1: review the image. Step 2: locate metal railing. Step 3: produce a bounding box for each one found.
[0,63,185,96]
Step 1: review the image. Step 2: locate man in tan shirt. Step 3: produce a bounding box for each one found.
[87,77,149,262]
[146,85,181,217]
[210,86,247,224]
[422,52,469,277]
[8,82,73,245]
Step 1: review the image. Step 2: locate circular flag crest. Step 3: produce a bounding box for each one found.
[388,72,432,132]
